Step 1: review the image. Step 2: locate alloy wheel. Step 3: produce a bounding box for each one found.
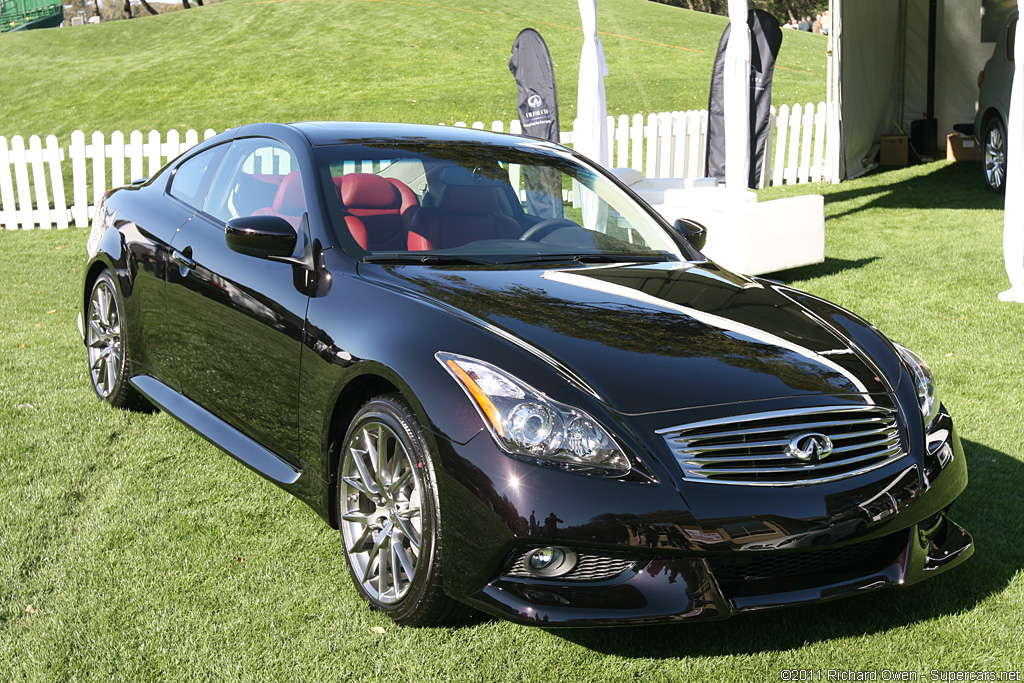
[340,420,423,605]
[86,277,124,399]
[985,119,1007,192]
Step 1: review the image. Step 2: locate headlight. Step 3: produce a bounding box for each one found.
[437,352,630,475]
[893,343,940,427]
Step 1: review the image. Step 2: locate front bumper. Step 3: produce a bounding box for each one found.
[436,402,970,626]
[467,513,972,627]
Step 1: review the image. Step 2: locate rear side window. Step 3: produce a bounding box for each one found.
[168,145,225,209]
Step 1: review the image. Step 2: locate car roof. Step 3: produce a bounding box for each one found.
[224,121,566,152]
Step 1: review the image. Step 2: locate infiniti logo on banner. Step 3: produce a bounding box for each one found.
[528,94,543,109]
[786,433,834,462]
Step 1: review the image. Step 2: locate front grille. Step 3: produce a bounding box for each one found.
[504,551,636,582]
[657,404,906,486]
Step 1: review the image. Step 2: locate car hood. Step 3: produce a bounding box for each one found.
[374,260,896,415]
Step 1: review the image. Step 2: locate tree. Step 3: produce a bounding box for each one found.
[647,0,828,26]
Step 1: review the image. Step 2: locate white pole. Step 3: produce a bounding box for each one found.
[576,0,609,168]
[825,0,843,183]
[724,0,750,190]
[1000,14,1024,302]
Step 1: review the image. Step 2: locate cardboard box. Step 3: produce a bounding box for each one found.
[880,135,908,166]
[947,133,982,162]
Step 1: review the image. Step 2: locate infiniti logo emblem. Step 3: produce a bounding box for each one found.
[528,94,543,109]
[786,433,834,462]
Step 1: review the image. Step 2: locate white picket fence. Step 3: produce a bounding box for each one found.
[465,101,829,189]
[0,129,219,230]
[0,102,828,231]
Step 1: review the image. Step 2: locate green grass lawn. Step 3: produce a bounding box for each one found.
[0,0,826,139]
[1,160,1022,681]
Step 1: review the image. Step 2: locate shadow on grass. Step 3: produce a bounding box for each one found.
[821,161,1004,220]
[762,256,880,283]
[550,438,1020,658]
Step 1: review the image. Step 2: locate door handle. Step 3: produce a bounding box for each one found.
[171,251,196,270]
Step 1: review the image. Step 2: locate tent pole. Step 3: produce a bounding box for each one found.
[897,0,907,135]
[826,0,843,182]
[925,0,937,155]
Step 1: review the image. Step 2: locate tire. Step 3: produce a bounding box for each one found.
[337,394,464,626]
[983,115,1008,194]
[85,270,148,410]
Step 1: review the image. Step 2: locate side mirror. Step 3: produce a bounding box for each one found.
[673,218,707,251]
[226,215,297,259]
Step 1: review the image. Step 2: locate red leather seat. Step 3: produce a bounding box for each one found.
[254,171,305,229]
[336,174,419,251]
[407,184,521,250]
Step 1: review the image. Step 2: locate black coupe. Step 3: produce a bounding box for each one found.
[80,122,971,626]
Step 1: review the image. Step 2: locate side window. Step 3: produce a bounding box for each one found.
[204,139,305,228]
[167,145,224,209]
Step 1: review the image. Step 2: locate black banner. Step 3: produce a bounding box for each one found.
[509,28,563,218]
[705,10,783,188]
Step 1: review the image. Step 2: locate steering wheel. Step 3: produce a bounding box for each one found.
[518,218,583,242]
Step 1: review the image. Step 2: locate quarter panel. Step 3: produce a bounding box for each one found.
[102,186,195,387]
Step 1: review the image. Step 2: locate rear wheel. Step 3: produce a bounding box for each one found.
[85,270,147,410]
[983,115,1007,194]
[337,395,463,626]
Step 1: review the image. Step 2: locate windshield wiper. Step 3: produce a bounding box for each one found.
[363,253,494,265]
[500,253,675,265]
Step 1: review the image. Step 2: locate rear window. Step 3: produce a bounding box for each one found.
[329,158,429,196]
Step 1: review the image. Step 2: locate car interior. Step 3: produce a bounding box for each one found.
[315,145,684,262]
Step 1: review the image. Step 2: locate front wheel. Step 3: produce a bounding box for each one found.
[337,395,463,626]
[983,115,1007,194]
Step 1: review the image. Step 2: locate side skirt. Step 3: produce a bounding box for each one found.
[131,374,302,486]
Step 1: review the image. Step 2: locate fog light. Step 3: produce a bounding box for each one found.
[529,547,559,570]
[524,546,577,578]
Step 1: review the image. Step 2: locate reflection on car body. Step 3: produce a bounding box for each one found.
[81,122,971,627]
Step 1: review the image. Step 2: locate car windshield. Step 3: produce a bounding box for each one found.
[314,141,684,265]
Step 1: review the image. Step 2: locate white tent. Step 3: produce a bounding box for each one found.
[575,0,609,168]
[829,0,1023,300]
[829,0,1001,180]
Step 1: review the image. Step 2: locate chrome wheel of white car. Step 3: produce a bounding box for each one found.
[984,116,1007,194]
